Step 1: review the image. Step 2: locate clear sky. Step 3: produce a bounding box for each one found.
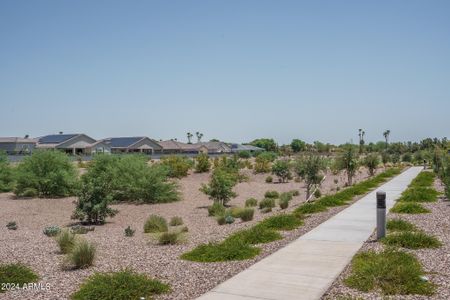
[1,0,449,145]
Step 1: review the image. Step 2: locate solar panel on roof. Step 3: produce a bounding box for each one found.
[39,134,78,144]
[108,137,143,148]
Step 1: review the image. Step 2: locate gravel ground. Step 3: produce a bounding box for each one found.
[323,175,450,300]
[0,167,378,300]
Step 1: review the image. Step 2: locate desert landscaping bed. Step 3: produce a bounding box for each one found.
[0,164,390,300]
[323,175,450,300]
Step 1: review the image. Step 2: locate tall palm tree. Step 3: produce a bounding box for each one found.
[358,129,365,154]
[383,130,390,149]
[196,132,204,143]
[187,132,193,144]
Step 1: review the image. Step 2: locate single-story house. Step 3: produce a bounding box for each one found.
[36,133,106,155]
[192,141,232,154]
[0,137,37,154]
[158,140,205,154]
[101,137,162,154]
[230,143,264,153]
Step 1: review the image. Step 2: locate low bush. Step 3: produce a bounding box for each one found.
[70,225,95,234]
[271,159,291,183]
[144,215,168,233]
[386,219,416,232]
[261,207,272,213]
[216,215,226,225]
[208,202,226,216]
[124,226,135,237]
[169,216,183,226]
[344,249,435,295]
[21,188,38,198]
[259,198,275,209]
[56,230,76,254]
[294,202,327,214]
[194,153,211,173]
[280,192,293,202]
[245,198,258,207]
[6,221,17,230]
[14,150,78,198]
[228,226,282,245]
[43,225,61,237]
[225,215,235,224]
[180,239,260,262]
[238,151,251,159]
[382,231,442,249]
[390,202,430,214]
[0,263,39,293]
[313,189,322,198]
[238,208,254,222]
[254,155,271,173]
[158,232,181,245]
[71,269,170,300]
[161,155,191,178]
[68,239,96,269]
[264,190,279,199]
[265,176,273,183]
[259,214,303,231]
[279,199,289,209]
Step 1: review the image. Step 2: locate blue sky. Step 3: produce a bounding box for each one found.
[0,1,449,144]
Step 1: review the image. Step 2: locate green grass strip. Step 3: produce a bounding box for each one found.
[382,231,442,249]
[390,202,431,214]
[386,219,417,232]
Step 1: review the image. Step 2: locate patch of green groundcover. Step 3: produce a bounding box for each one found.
[387,219,417,232]
[391,202,430,214]
[382,231,442,249]
[0,263,39,293]
[258,214,303,231]
[71,269,170,300]
[409,172,435,188]
[294,168,401,216]
[344,249,435,296]
[398,187,439,203]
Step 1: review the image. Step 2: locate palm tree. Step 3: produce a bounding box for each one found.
[383,130,391,149]
[358,129,365,154]
[196,132,204,143]
[187,132,193,144]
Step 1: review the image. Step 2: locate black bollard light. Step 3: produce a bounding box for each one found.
[376,191,386,240]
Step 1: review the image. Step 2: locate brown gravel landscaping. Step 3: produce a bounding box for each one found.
[323,176,450,300]
[1,166,380,300]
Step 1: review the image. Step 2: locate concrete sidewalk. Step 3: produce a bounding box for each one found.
[197,167,423,300]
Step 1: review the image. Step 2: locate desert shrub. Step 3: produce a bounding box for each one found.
[56,230,76,254]
[381,151,391,166]
[258,214,303,231]
[194,153,211,173]
[160,155,191,178]
[295,202,327,214]
[291,190,300,196]
[387,219,416,232]
[14,150,77,198]
[280,192,293,202]
[21,188,38,197]
[208,202,226,216]
[225,215,235,224]
[254,155,271,173]
[0,152,15,192]
[382,231,442,249]
[336,145,359,186]
[69,239,96,269]
[294,154,325,199]
[256,151,278,162]
[271,159,291,183]
[245,198,258,207]
[180,239,260,262]
[201,168,237,205]
[238,151,251,159]
[70,225,94,234]
[6,221,17,230]
[344,249,435,295]
[124,226,135,237]
[180,226,189,232]
[364,153,380,176]
[265,176,273,183]
[169,216,183,226]
[261,207,272,213]
[313,189,322,198]
[71,174,118,224]
[264,190,279,199]
[158,232,181,245]
[43,225,61,237]
[216,215,226,225]
[259,198,275,209]
[228,226,282,245]
[239,208,254,221]
[0,263,38,293]
[391,202,430,214]
[279,198,289,209]
[144,215,168,233]
[71,269,170,300]
[402,152,413,163]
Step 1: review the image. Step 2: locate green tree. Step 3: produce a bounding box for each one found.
[271,159,291,183]
[200,168,237,205]
[363,153,380,176]
[336,145,359,186]
[250,138,277,152]
[194,153,211,173]
[14,150,78,197]
[290,139,306,153]
[294,155,325,200]
[0,151,15,192]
